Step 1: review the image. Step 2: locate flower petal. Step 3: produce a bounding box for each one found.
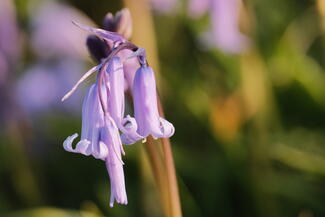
[72,21,126,44]
[80,84,96,140]
[106,57,125,125]
[132,66,174,139]
[93,141,109,160]
[117,49,139,91]
[75,139,91,155]
[101,117,128,207]
[158,117,175,138]
[63,133,79,152]
[120,115,143,145]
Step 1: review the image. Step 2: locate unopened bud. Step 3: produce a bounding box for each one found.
[103,12,117,32]
[86,35,110,62]
[102,8,132,40]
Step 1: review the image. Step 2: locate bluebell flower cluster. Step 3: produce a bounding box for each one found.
[62,9,174,207]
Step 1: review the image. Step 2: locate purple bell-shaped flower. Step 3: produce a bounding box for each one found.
[133,66,174,139]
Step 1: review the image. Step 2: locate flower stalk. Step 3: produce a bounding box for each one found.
[122,0,183,216]
[158,101,182,217]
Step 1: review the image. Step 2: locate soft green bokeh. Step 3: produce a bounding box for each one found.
[2,0,325,217]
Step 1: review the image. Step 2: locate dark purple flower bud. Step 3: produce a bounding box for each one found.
[86,35,110,62]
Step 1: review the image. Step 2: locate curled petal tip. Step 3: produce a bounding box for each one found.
[93,142,109,160]
[63,133,79,152]
[159,118,175,138]
[120,116,143,145]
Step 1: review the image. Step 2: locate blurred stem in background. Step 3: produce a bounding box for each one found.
[240,49,279,217]
[122,1,182,217]
[139,145,166,217]
[209,2,281,215]
[317,0,325,30]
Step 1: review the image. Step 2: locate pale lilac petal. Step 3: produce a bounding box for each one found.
[101,118,128,207]
[106,57,125,125]
[75,140,91,155]
[120,115,143,145]
[80,83,104,143]
[63,133,79,152]
[105,57,143,145]
[73,21,126,44]
[133,66,161,137]
[63,134,108,160]
[133,66,175,138]
[80,85,96,140]
[93,141,109,160]
[87,85,106,157]
[117,49,140,91]
[157,117,175,138]
[83,83,106,141]
[63,83,109,160]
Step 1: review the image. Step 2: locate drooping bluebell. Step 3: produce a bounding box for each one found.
[62,9,174,207]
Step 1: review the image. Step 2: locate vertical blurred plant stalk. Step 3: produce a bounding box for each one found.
[240,50,279,217]
[317,0,325,29]
[316,0,325,62]
[122,1,182,217]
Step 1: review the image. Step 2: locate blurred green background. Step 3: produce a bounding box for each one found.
[1,0,325,217]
